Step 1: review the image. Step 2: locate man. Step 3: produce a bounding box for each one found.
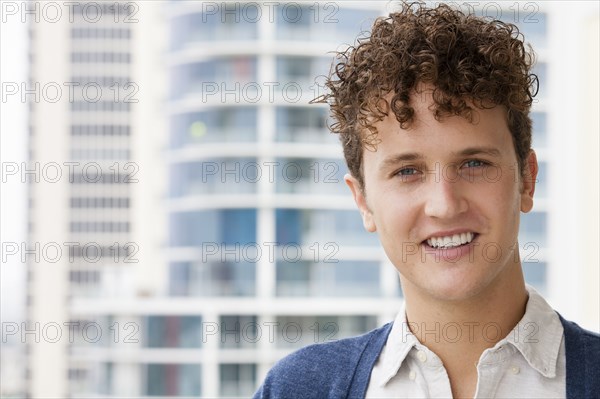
[254,3,599,398]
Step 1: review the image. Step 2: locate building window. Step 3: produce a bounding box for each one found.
[69,2,134,18]
[68,244,132,259]
[276,260,380,297]
[532,62,547,98]
[69,173,132,184]
[71,76,131,86]
[70,222,130,233]
[68,317,111,347]
[170,10,257,49]
[69,270,100,284]
[531,112,547,148]
[169,209,256,247]
[219,316,258,349]
[274,157,346,195]
[275,107,333,143]
[70,148,130,160]
[276,209,379,247]
[145,364,201,396]
[71,52,131,64]
[68,368,88,380]
[219,364,256,397]
[145,316,202,348]
[274,315,378,349]
[275,6,379,42]
[276,56,330,89]
[170,158,259,197]
[170,108,257,148]
[523,261,547,295]
[170,56,257,100]
[71,28,131,40]
[71,124,130,136]
[519,211,547,247]
[71,101,131,112]
[169,261,256,297]
[70,197,130,208]
[535,161,547,198]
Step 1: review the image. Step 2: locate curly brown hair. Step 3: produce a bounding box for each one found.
[314,2,538,190]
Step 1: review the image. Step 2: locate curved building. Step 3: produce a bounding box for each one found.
[166,2,394,396]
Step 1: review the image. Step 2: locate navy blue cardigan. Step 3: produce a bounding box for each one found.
[255,314,599,398]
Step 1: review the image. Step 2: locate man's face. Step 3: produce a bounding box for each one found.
[345,89,538,302]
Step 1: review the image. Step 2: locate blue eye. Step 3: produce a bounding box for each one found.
[464,159,486,168]
[398,168,418,176]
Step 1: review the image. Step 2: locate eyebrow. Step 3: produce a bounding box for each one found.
[379,146,502,172]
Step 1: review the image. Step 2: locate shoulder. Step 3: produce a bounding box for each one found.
[253,323,392,398]
[559,313,600,353]
[558,314,600,396]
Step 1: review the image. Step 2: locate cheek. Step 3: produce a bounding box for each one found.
[487,179,522,232]
[372,194,419,242]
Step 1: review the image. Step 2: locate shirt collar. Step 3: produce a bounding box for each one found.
[377,301,419,387]
[378,284,563,387]
[500,284,564,378]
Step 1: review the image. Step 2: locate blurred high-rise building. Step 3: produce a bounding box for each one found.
[19,1,598,398]
[25,1,166,397]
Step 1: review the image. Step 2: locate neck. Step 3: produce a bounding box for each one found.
[402,262,528,360]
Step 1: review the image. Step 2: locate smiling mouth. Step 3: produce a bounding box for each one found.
[422,232,479,249]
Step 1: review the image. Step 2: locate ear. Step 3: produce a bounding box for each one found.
[520,150,538,213]
[344,173,377,232]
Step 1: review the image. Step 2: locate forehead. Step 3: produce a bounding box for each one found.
[363,90,513,166]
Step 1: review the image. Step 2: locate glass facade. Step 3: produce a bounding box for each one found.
[274,315,379,349]
[145,316,203,348]
[522,261,547,295]
[532,62,548,98]
[170,11,258,49]
[276,260,380,297]
[274,158,347,195]
[519,211,547,248]
[69,361,114,396]
[171,56,257,100]
[169,209,257,247]
[531,111,547,148]
[170,261,256,297]
[220,364,256,397]
[166,5,386,395]
[219,315,259,349]
[274,5,380,43]
[276,55,332,94]
[170,158,259,196]
[145,364,201,396]
[69,316,113,348]
[275,107,334,143]
[170,107,257,148]
[276,209,379,247]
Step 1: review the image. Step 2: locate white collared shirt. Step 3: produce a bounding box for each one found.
[366,285,566,398]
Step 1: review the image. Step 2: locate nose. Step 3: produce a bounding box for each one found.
[423,177,468,219]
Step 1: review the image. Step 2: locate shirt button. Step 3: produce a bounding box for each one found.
[511,366,520,374]
[417,350,427,363]
[409,370,416,380]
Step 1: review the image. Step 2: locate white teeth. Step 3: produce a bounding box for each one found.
[426,232,475,248]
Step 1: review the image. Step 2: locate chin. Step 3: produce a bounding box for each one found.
[426,284,484,302]
[408,273,493,303]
